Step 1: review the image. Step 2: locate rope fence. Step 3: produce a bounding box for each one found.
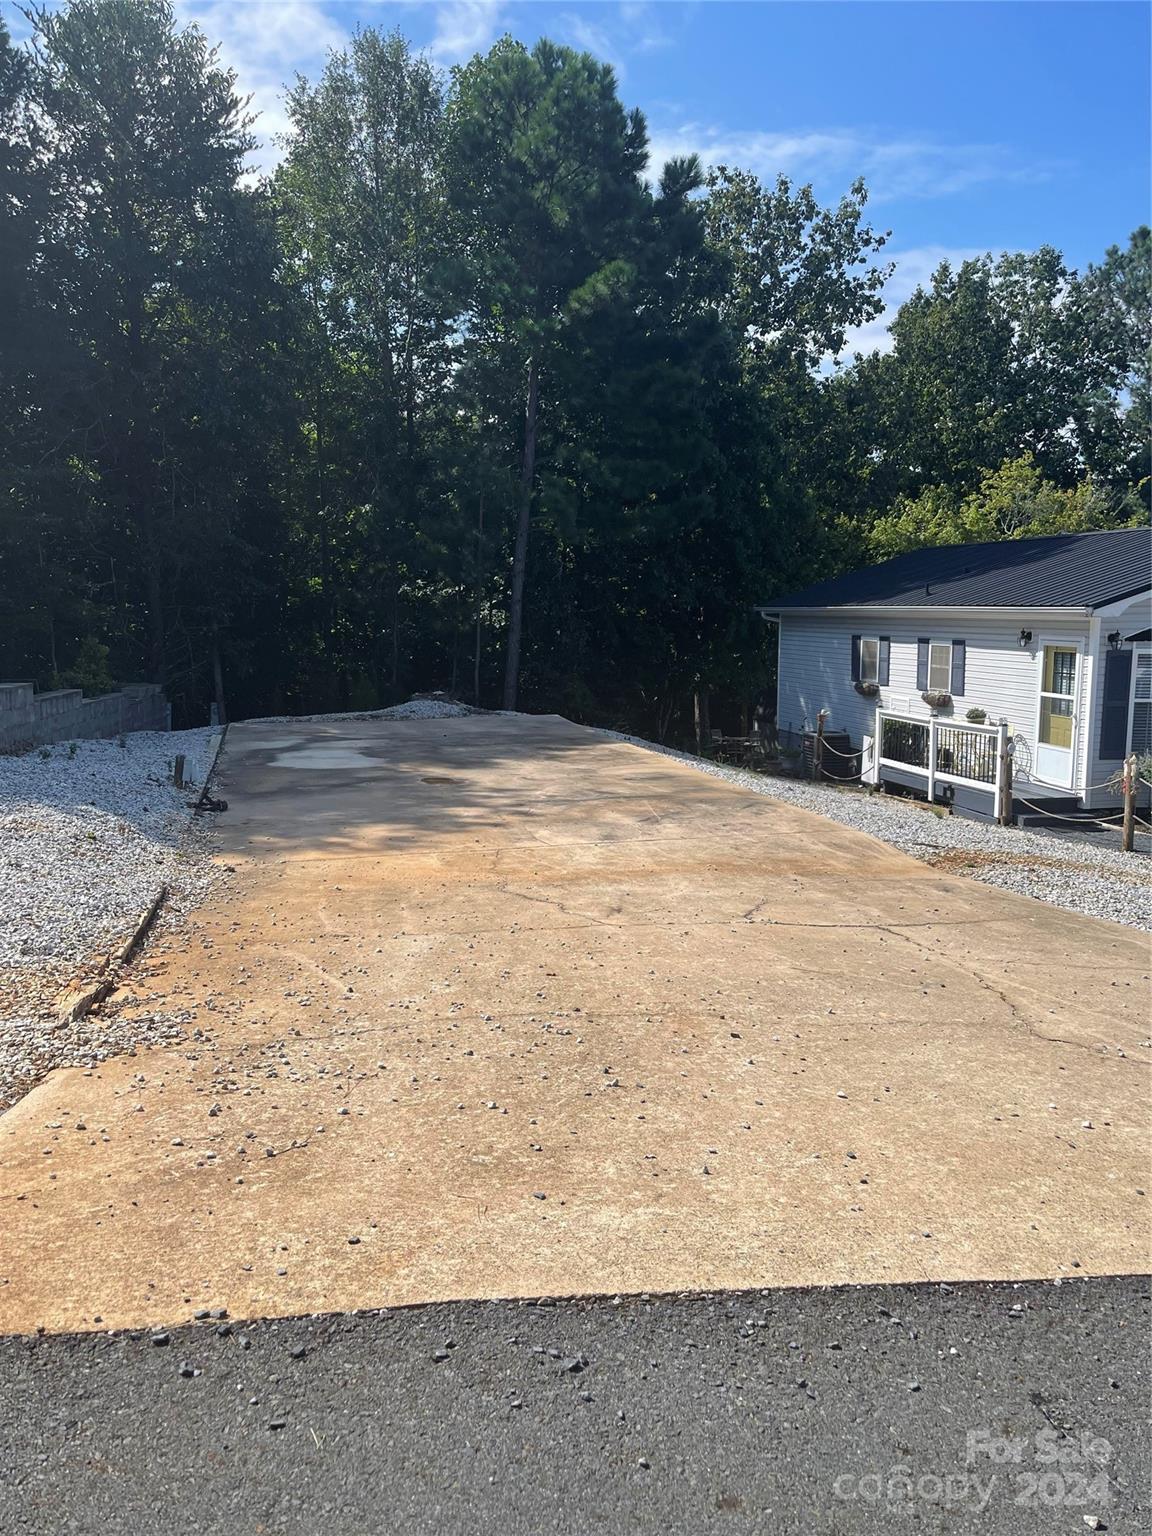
[750,720,1148,847]
[1012,795,1126,824]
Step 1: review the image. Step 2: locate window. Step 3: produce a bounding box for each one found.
[927,641,952,693]
[1131,651,1152,755]
[859,637,879,684]
[852,634,889,685]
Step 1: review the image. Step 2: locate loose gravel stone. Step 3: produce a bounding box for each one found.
[0,728,226,1110]
[247,699,475,725]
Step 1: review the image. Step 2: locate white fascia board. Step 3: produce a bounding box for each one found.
[1091,589,1152,619]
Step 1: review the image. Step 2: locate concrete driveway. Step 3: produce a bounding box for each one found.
[1,713,1147,1335]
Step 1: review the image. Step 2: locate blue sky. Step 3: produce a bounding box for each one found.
[10,1,1151,352]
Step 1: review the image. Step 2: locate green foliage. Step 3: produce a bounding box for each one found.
[868,455,1144,560]
[1,2,1147,742]
[55,636,114,694]
[836,242,1151,518]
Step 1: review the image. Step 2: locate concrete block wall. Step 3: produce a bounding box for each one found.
[0,682,169,750]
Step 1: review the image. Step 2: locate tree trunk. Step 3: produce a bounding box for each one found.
[211,637,228,726]
[146,561,166,684]
[474,486,485,705]
[502,357,539,712]
[391,581,400,692]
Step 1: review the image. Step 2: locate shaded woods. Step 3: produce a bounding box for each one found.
[2,2,1147,736]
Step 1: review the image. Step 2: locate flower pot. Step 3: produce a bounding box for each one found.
[921,690,952,708]
[853,680,880,697]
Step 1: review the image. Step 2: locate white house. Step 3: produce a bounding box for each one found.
[762,526,1152,823]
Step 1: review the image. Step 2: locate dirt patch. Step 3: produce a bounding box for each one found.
[925,847,1149,884]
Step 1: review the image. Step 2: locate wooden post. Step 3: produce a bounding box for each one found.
[927,717,937,804]
[813,710,826,780]
[871,705,883,787]
[996,721,1013,826]
[172,754,185,790]
[1122,753,1136,852]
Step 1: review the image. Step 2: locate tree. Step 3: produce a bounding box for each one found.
[702,168,890,374]
[275,31,453,704]
[11,0,289,715]
[2,6,1144,739]
[838,245,1149,518]
[1076,227,1151,495]
[867,454,1144,560]
[446,38,649,709]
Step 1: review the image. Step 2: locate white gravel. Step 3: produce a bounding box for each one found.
[245,699,476,725]
[0,728,226,1109]
[0,728,223,973]
[596,730,1152,932]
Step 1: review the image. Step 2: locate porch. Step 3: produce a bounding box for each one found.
[865,710,1013,823]
[863,707,1149,834]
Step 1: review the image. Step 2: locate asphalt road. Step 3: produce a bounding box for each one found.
[2,1276,1147,1535]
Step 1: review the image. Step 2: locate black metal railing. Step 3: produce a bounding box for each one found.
[880,715,929,769]
[934,724,997,784]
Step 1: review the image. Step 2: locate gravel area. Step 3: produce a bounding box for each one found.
[598,730,1152,932]
[0,728,225,1110]
[245,699,477,725]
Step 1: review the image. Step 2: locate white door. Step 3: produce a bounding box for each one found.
[1035,642,1079,789]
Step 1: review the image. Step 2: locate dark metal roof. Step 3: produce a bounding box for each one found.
[766,527,1152,611]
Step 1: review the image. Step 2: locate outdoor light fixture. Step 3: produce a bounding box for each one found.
[1018,629,1033,649]
[1108,630,1122,650]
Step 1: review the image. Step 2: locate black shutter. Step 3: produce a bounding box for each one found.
[916,638,930,691]
[878,637,891,686]
[851,634,861,681]
[1099,649,1133,760]
[950,639,966,697]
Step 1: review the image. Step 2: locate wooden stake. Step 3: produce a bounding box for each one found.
[1122,753,1136,852]
[996,722,1013,826]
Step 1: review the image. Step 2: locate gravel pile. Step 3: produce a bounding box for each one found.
[598,730,1151,932]
[0,728,225,1110]
[246,698,476,725]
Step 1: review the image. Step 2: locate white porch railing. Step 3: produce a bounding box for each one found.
[867,708,1013,821]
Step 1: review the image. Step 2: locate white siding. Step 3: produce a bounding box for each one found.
[776,612,1093,800]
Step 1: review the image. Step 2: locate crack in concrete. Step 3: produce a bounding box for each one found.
[880,924,1147,1061]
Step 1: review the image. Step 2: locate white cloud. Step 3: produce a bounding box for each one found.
[175,0,351,169]
[427,0,506,64]
[558,13,627,76]
[835,245,992,359]
[171,1,509,169]
[557,1,672,73]
[616,1,671,54]
[645,123,1058,204]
